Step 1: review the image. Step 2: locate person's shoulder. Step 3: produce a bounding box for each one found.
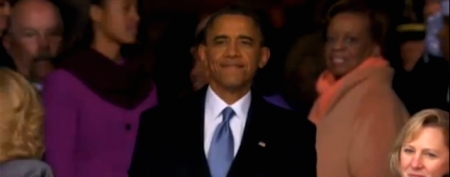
[363,84,403,108]
[263,102,297,118]
[140,93,200,121]
[43,69,84,96]
[260,99,316,151]
[0,159,54,177]
[261,99,301,119]
[431,57,449,75]
[1,159,52,169]
[359,84,409,121]
[45,69,79,84]
[261,100,315,130]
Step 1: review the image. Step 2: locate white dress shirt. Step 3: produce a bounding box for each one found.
[204,86,251,157]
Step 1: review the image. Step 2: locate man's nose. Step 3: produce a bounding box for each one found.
[37,35,50,48]
[225,42,241,58]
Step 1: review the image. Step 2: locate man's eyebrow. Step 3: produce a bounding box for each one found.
[211,35,257,41]
[212,35,228,41]
[238,35,254,42]
[16,27,37,32]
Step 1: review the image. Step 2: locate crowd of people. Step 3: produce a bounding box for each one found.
[0,0,448,176]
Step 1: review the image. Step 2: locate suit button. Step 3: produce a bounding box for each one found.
[125,124,131,130]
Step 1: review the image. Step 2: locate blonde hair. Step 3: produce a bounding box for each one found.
[389,109,449,176]
[0,68,44,162]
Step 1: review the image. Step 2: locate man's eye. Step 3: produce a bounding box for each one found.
[241,41,252,45]
[24,33,36,37]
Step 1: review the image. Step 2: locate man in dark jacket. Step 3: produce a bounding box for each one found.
[0,42,15,69]
[394,21,449,114]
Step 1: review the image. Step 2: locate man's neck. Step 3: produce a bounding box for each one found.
[12,59,30,78]
[209,82,251,105]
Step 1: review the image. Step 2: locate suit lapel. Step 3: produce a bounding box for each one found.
[185,88,211,177]
[228,92,268,177]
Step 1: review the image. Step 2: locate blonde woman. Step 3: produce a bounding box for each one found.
[390,109,449,177]
[0,68,53,177]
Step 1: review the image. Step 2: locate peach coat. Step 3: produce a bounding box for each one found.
[309,65,409,177]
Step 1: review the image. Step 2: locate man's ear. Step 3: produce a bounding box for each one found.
[2,35,10,52]
[89,4,102,23]
[371,44,381,57]
[198,44,207,66]
[258,47,270,68]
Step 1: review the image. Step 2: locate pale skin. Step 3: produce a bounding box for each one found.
[2,0,61,79]
[198,14,270,104]
[400,127,449,177]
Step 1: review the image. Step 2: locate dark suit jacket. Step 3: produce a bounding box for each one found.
[129,87,317,177]
[393,54,449,114]
[0,42,16,70]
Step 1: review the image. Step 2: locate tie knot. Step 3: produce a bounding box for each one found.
[222,107,235,122]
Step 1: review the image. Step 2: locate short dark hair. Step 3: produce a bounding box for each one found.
[193,29,205,47]
[203,5,265,45]
[325,0,389,49]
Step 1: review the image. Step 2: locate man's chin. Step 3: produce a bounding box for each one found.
[119,37,137,44]
[193,82,207,91]
[222,82,250,91]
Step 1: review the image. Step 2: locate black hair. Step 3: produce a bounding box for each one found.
[325,0,389,50]
[203,5,265,46]
[71,0,107,50]
[193,28,205,47]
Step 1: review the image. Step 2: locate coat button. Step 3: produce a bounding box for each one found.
[125,124,131,130]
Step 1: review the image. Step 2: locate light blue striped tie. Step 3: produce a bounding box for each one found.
[207,107,235,177]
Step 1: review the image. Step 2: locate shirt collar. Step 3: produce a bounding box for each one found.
[205,86,251,120]
[31,82,43,92]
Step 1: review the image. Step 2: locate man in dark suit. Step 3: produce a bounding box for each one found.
[128,6,317,177]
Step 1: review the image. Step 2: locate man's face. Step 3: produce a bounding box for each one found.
[199,14,270,90]
[400,40,425,70]
[4,5,62,74]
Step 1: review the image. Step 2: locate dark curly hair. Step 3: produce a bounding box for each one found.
[325,0,389,52]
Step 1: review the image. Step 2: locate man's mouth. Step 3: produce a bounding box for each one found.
[221,64,244,68]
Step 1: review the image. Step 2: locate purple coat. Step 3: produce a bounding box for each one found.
[43,69,158,177]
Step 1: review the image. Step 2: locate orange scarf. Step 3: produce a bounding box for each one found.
[309,57,389,125]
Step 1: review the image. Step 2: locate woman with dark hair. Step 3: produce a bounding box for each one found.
[308,0,410,177]
[42,0,158,176]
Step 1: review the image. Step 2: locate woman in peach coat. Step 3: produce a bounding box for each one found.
[309,1,410,177]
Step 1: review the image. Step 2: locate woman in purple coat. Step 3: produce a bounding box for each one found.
[42,0,157,176]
